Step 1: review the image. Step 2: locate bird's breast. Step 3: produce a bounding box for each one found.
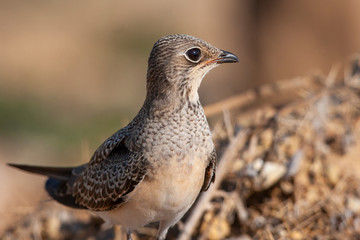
[137,105,214,166]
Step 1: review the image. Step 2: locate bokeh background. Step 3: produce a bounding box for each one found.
[1,0,360,234]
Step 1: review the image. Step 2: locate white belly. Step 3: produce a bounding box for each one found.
[95,155,207,231]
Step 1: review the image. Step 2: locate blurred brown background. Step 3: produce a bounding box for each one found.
[1,0,360,234]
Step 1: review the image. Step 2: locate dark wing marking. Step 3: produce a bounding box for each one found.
[201,149,217,191]
[73,130,148,211]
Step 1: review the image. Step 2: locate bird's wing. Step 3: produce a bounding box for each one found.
[201,149,217,191]
[73,128,148,211]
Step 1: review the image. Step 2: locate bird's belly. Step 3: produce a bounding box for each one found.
[96,155,207,231]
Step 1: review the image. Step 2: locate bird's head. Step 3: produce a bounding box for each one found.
[146,34,238,105]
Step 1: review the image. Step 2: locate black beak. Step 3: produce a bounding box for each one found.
[217,50,239,63]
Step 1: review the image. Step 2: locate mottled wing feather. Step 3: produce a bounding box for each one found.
[201,149,217,191]
[73,128,148,211]
[46,164,88,209]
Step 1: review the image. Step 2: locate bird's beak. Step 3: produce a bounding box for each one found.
[206,50,239,65]
[217,50,239,63]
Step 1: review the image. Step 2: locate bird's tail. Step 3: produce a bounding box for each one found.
[8,163,87,209]
[7,163,74,180]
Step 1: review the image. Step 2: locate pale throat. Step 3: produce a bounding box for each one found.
[187,64,218,103]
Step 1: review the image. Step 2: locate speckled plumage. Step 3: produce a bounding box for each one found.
[9,34,238,240]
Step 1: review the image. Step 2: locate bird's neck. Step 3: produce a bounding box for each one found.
[144,96,202,119]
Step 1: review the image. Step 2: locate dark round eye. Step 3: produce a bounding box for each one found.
[185,48,202,63]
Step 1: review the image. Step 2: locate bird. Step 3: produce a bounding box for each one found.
[8,34,238,240]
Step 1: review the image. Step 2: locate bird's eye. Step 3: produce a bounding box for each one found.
[185,48,202,63]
